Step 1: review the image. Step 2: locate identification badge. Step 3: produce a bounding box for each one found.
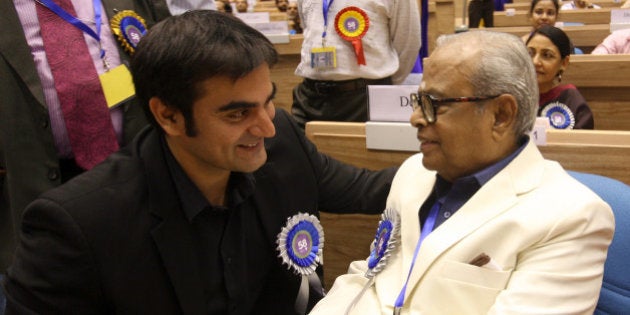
[99,64,135,108]
[310,46,337,69]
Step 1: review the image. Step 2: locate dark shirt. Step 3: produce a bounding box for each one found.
[162,137,269,315]
[420,136,528,230]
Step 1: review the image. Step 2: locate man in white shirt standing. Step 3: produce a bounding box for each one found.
[291,0,421,130]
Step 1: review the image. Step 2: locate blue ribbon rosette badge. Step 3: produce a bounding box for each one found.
[366,208,400,278]
[345,208,400,315]
[109,10,147,55]
[541,102,575,129]
[277,213,324,315]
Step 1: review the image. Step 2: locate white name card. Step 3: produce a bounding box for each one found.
[365,122,418,152]
[368,85,419,122]
[531,117,550,146]
[611,9,630,24]
[235,12,270,24]
[247,21,290,44]
[610,9,630,32]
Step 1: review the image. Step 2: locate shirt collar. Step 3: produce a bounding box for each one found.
[435,135,529,202]
[160,136,256,222]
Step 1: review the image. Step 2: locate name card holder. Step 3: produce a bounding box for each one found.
[367,85,418,122]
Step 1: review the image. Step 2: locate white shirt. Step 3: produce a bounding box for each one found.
[295,0,421,84]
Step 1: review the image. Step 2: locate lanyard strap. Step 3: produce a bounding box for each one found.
[37,0,105,59]
[393,201,441,314]
[321,0,334,45]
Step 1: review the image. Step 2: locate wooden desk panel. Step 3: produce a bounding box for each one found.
[305,122,630,185]
[494,8,614,27]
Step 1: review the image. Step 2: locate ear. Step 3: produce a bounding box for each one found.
[148,97,186,137]
[490,94,518,140]
[560,55,570,72]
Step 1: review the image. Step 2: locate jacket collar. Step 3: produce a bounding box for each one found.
[401,139,546,299]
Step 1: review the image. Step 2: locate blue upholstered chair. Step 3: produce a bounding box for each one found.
[568,171,630,314]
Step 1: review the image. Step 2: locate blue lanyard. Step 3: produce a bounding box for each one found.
[393,201,440,313]
[38,0,105,59]
[321,0,334,45]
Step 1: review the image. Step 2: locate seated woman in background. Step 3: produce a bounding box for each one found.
[526,25,594,129]
[522,0,560,41]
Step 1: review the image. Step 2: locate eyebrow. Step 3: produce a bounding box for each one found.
[218,82,277,112]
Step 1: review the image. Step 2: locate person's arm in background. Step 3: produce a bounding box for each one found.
[591,29,630,55]
[389,0,421,84]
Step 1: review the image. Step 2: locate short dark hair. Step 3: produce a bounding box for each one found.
[130,10,278,135]
[526,24,573,59]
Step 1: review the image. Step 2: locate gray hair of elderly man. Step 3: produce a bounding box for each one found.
[435,31,539,138]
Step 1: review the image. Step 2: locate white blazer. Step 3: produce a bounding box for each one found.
[310,140,614,315]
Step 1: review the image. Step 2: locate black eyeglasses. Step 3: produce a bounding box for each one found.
[410,93,501,124]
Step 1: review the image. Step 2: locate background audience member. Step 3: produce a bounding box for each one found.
[216,0,233,14]
[235,0,249,12]
[468,0,495,28]
[561,0,601,9]
[2,10,396,314]
[287,1,302,34]
[526,25,594,129]
[291,0,421,131]
[309,30,614,315]
[276,0,289,12]
[591,28,630,54]
[522,0,560,41]
[0,0,169,282]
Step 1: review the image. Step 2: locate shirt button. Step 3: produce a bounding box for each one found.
[41,117,49,129]
[47,168,60,181]
[225,257,232,265]
[443,211,451,219]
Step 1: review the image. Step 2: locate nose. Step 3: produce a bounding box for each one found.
[250,102,276,137]
[531,54,542,66]
[410,108,428,129]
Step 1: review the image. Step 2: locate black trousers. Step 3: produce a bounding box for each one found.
[291,77,392,131]
[469,0,494,28]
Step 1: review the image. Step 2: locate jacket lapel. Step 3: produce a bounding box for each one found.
[403,140,545,300]
[0,1,46,108]
[139,129,206,314]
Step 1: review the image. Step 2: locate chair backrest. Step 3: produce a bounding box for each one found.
[568,171,630,314]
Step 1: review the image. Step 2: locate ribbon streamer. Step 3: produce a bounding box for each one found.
[345,208,400,315]
[277,213,325,314]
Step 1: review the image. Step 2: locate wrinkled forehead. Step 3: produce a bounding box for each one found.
[421,46,477,93]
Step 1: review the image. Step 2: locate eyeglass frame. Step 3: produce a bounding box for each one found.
[410,93,501,124]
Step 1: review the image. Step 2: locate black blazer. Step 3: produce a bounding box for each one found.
[3,110,396,314]
[0,0,171,271]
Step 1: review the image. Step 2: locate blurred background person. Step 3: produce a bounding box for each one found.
[526,25,594,129]
[0,0,170,290]
[235,0,249,12]
[216,0,233,14]
[276,0,289,12]
[522,0,559,41]
[291,0,421,131]
[287,1,302,34]
[591,28,630,54]
[468,0,495,28]
[561,0,601,10]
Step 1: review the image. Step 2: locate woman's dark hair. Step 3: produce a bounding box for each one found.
[528,0,560,15]
[526,24,572,58]
[131,10,277,136]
